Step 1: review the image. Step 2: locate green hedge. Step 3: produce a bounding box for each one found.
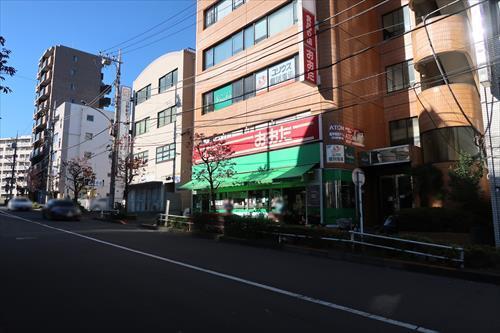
[396,207,478,233]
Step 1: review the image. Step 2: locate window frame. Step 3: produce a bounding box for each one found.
[389,117,419,146]
[158,69,178,93]
[156,143,176,163]
[204,0,246,28]
[134,151,149,165]
[157,106,176,128]
[134,117,150,136]
[386,59,415,93]
[382,5,410,40]
[136,84,151,105]
[86,115,94,122]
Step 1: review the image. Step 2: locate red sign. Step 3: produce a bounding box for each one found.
[302,9,317,85]
[194,116,320,163]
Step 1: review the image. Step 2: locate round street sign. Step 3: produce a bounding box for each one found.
[352,168,365,186]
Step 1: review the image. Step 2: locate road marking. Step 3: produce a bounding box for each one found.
[0,210,438,333]
[15,236,37,240]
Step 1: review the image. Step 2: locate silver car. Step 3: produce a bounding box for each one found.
[7,197,33,211]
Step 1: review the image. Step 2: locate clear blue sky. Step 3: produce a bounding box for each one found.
[0,0,196,138]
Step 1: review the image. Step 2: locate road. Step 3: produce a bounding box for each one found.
[0,208,499,333]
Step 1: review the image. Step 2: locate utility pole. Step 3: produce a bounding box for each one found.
[46,100,56,201]
[8,134,18,200]
[101,50,122,210]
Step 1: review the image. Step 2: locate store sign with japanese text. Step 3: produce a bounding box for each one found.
[302,8,317,85]
[193,116,320,164]
[268,57,295,89]
[328,124,365,147]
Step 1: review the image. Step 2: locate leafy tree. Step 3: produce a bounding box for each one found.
[117,154,146,211]
[192,133,235,212]
[448,153,484,207]
[0,36,16,94]
[62,157,96,203]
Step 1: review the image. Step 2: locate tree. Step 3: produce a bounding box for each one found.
[448,152,484,207]
[411,164,444,207]
[0,36,16,94]
[192,133,235,212]
[62,157,96,203]
[117,154,146,211]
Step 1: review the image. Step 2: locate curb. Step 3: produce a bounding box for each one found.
[219,236,500,285]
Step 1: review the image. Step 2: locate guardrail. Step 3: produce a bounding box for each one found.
[158,213,193,231]
[274,230,464,268]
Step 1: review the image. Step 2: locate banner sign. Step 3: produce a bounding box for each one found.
[194,116,320,163]
[326,144,345,163]
[328,124,365,147]
[360,145,410,166]
[269,57,295,88]
[302,8,317,85]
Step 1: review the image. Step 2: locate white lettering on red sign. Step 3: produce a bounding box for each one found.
[254,125,292,148]
[302,9,317,85]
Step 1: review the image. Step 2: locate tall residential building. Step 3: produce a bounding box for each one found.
[184,0,486,225]
[48,102,124,207]
[128,49,195,214]
[31,45,109,202]
[0,136,31,200]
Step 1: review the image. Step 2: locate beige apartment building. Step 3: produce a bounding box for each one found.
[129,49,195,214]
[184,0,489,226]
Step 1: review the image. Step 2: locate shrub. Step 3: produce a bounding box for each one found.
[464,245,500,269]
[396,207,477,233]
[223,214,273,239]
[192,212,223,233]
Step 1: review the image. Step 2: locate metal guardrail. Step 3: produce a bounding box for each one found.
[159,213,193,231]
[274,231,464,268]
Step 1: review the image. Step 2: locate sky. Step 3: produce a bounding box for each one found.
[0,0,197,138]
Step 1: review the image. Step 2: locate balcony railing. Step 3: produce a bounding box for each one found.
[416,83,482,132]
[412,14,473,68]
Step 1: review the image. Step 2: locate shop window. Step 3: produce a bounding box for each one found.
[386,60,415,93]
[389,117,420,146]
[382,6,411,40]
[422,126,478,163]
[248,190,269,210]
[227,191,247,210]
[324,181,355,209]
[158,106,175,127]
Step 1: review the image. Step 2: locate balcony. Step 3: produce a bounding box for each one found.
[416,83,482,132]
[36,70,52,89]
[36,85,51,102]
[412,14,473,69]
[38,56,53,73]
[33,116,47,133]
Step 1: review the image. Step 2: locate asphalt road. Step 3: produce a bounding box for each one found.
[0,208,499,333]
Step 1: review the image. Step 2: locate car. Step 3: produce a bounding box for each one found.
[7,197,33,211]
[89,198,109,212]
[42,199,81,221]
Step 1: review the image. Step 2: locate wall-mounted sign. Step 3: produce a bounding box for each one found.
[328,124,365,147]
[326,144,345,163]
[268,57,295,89]
[302,8,317,85]
[255,69,268,95]
[194,116,320,164]
[360,145,411,166]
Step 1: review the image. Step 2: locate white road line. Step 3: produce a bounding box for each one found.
[0,210,438,333]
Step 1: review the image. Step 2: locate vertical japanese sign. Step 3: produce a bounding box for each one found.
[302,8,317,85]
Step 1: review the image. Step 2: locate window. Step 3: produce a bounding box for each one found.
[86,115,94,122]
[84,152,92,159]
[156,143,175,163]
[134,117,149,136]
[70,69,76,76]
[85,132,93,140]
[382,6,410,40]
[244,25,255,49]
[422,127,478,163]
[70,83,76,91]
[254,17,268,43]
[159,69,178,93]
[389,117,420,146]
[134,151,148,164]
[158,106,176,127]
[205,0,245,28]
[136,85,151,105]
[232,31,244,54]
[202,56,297,113]
[386,60,415,93]
[268,2,295,37]
[324,181,355,209]
[73,55,78,63]
[203,1,297,70]
[203,92,214,114]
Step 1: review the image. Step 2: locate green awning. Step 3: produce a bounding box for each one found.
[179,164,315,191]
